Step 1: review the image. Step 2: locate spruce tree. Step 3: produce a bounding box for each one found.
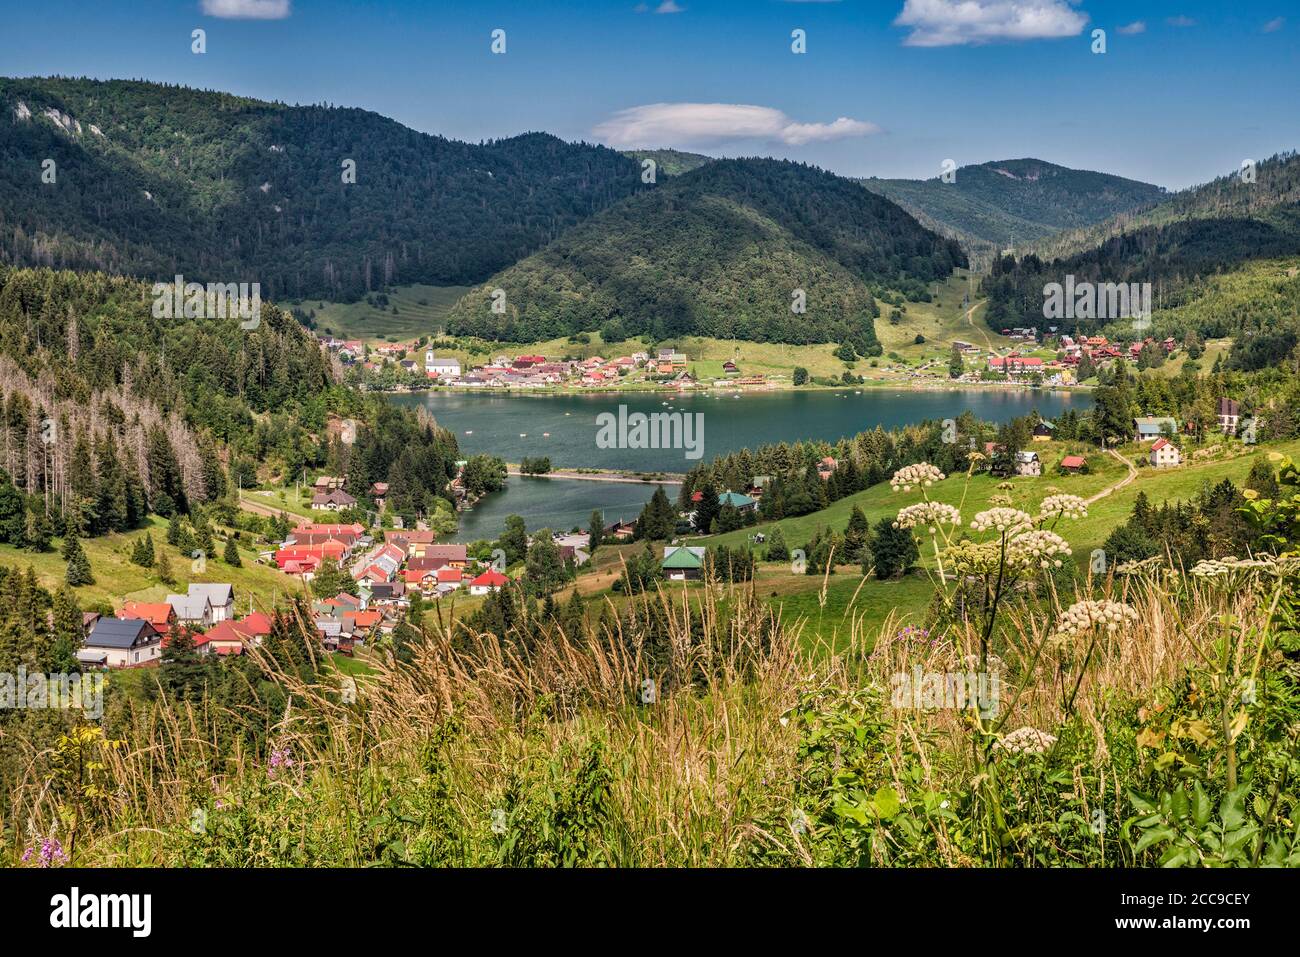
[764,525,789,562]
[223,535,242,567]
[64,530,94,586]
[130,532,156,568]
[156,549,175,586]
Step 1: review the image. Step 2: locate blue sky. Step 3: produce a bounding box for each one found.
[2,0,1296,188]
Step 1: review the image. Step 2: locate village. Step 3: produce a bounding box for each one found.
[321,337,771,392]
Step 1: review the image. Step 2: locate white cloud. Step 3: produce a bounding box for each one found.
[655,0,684,12]
[592,103,880,149]
[893,0,1088,47]
[201,0,291,19]
[1117,20,1145,35]
[1165,15,1196,27]
[1263,17,1285,32]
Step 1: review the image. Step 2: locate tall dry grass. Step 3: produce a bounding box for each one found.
[2,570,1281,867]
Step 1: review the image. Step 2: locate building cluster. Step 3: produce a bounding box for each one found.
[424,348,711,390]
[1057,333,1178,367]
[76,584,271,668]
[320,335,774,391]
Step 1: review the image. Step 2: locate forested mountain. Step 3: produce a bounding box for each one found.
[0,266,459,542]
[860,158,1165,268]
[1027,151,1300,261]
[981,152,1300,349]
[444,158,966,345]
[623,148,715,176]
[0,77,647,302]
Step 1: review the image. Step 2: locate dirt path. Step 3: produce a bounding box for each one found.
[236,495,292,520]
[964,298,993,351]
[1085,449,1138,505]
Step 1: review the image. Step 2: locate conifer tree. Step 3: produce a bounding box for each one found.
[64,529,94,586]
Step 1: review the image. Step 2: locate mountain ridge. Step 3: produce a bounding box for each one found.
[444,156,967,346]
[860,157,1166,268]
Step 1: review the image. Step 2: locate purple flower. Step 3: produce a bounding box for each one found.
[268,747,295,778]
[22,837,68,867]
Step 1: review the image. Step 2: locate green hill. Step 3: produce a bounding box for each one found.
[1029,150,1300,262]
[444,157,967,346]
[981,152,1300,344]
[0,77,646,302]
[860,158,1165,267]
[622,148,715,176]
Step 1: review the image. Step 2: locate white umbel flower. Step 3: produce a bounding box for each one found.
[1053,599,1139,639]
[1190,556,1283,579]
[891,463,946,492]
[970,507,1033,534]
[996,727,1057,755]
[894,501,962,532]
[1007,530,1072,569]
[1037,494,1088,521]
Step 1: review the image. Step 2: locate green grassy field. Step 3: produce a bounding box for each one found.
[674,438,1300,649]
[289,284,470,342]
[0,517,306,613]
[242,486,319,521]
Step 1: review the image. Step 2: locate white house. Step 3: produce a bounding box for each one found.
[166,592,213,629]
[1149,438,1181,468]
[81,618,162,668]
[1014,450,1042,477]
[186,584,234,623]
[425,353,462,379]
[1217,398,1241,436]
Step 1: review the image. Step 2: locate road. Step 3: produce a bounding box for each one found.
[1085,449,1139,505]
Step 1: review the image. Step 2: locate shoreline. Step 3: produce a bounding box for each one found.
[375,379,1092,399]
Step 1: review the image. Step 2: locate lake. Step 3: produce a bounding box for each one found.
[390,387,1090,541]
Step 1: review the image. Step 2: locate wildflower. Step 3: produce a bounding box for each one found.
[1190,556,1284,579]
[1007,530,1072,569]
[891,463,945,492]
[894,501,961,532]
[268,747,295,778]
[1053,600,1138,640]
[944,539,1001,575]
[970,507,1033,534]
[996,727,1057,755]
[1037,494,1088,521]
[896,625,935,645]
[21,837,68,868]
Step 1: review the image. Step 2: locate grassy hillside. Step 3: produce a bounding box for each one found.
[0,517,303,612]
[688,439,1297,648]
[290,284,470,342]
[444,158,967,346]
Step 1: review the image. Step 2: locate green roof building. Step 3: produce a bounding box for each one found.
[718,490,756,510]
[662,546,706,580]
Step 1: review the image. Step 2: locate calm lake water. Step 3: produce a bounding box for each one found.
[390,388,1089,541]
